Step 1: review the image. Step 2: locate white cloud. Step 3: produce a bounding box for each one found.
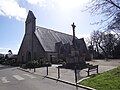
[55,0,89,9]
[26,0,47,7]
[77,34,90,39]
[76,33,90,43]
[0,48,10,54]
[0,0,27,21]
[26,0,89,9]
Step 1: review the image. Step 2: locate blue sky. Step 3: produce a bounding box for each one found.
[0,0,99,54]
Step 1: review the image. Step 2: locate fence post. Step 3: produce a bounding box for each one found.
[88,69,90,76]
[58,66,60,79]
[46,66,48,75]
[34,68,36,72]
[97,65,98,74]
[74,66,77,85]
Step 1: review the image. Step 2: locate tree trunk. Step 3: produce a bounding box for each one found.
[98,44,108,59]
[96,44,99,54]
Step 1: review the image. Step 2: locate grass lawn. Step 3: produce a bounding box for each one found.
[80,66,120,90]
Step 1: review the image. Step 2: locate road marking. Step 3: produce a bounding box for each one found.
[23,74,36,79]
[13,75,24,80]
[1,77,10,83]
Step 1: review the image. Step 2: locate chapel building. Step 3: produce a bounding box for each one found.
[17,10,90,63]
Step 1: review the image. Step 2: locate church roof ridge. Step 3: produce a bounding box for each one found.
[36,26,73,37]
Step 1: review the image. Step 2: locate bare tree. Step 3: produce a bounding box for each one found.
[102,33,118,58]
[86,0,120,29]
[89,30,118,59]
[90,30,102,54]
[108,12,120,30]
[87,0,120,20]
[86,0,120,58]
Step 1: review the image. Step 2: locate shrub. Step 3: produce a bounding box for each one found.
[21,64,27,69]
[22,60,41,69]
[62,61,66,67]
[21,59,52,69]
[0,59,4,64]
[44,61,51,66]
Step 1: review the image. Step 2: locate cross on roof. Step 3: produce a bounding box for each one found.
[71,22,76,30]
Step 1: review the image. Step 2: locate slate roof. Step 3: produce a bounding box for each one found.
[35,26,75,52]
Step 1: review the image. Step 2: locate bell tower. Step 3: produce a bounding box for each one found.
[25,10,36,61]
[25,10,36,35]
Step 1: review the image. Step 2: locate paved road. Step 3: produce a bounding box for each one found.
[0,65,85,90]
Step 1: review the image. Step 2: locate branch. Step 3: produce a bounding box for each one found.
[107,0,120,9]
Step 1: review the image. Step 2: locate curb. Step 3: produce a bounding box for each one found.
[17,67,96,90]
[77,77,90,83]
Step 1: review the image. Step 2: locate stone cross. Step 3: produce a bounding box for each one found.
[71,22,76,47]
